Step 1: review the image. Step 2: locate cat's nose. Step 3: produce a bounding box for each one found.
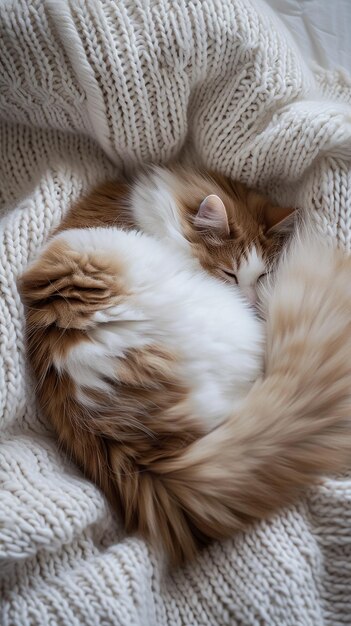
[241,286,257,306]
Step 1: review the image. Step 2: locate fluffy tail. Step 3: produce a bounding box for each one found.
[112,225,351,563]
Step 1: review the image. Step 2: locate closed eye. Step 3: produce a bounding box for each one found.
[221,269,238,284]
[257,273,267,281]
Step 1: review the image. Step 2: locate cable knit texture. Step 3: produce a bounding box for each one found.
[1,1,351,624]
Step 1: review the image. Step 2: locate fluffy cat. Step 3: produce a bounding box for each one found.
[18,177,351,565]
[57,166,296,304]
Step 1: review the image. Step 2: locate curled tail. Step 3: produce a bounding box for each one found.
[112,228,351,563]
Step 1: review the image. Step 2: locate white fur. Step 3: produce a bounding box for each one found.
[237,246,266,305]
[130,168,190,250]
[58,227,264,429]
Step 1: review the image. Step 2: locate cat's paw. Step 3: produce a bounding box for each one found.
[18,237,128,330]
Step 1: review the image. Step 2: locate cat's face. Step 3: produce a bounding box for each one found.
[214,242,267,306]
[190,192,295,306]
[194,227,272,306]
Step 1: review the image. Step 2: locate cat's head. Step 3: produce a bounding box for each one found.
[182,179,295,305]
[193,193,295,304]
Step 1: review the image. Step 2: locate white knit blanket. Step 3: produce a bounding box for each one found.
[1,1,351,624]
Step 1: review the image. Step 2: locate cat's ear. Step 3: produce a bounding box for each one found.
[264,205,296,235]
[194,195,230,236]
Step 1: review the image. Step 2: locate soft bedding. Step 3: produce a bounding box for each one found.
[1,1,351,624]
[265,0,351,73]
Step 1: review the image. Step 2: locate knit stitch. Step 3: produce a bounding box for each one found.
[1,1,351,624]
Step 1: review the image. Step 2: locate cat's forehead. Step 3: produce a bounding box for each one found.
[236,247,266,285]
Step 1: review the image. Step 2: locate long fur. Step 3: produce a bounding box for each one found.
[18,217,351,565]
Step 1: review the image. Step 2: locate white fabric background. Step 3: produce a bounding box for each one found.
[264,0,351,73]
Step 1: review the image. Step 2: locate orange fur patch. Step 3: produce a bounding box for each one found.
[55,180,134,234]
[19,238,128,329]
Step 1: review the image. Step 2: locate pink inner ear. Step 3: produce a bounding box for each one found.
[194,194,230,235]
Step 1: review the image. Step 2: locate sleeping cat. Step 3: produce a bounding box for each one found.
[57,166,296,304]
[18,169,351,565]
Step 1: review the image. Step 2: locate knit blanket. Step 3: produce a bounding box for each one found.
[1,1,351,624]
